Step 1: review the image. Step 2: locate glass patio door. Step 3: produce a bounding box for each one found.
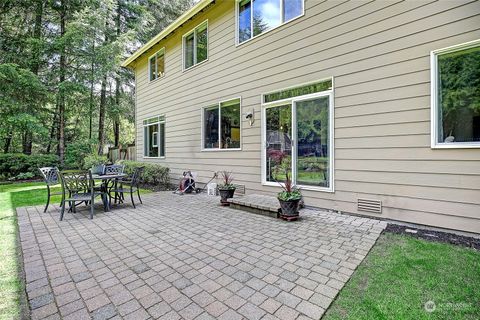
[265,104,292,183]
[263,92,333,191]
[294,95,331,188]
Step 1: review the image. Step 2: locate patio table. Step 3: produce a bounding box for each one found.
[92,173,127,211]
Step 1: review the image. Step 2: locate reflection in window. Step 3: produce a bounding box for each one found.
[145,125,159,157]
[196,23,208,64]
[183,21,208,70]
[204,106,219,149]
[220,100,241,149]
[296,97,330,187]
[143,116,166,157]
[284,0,303,22]
[148,49,165,81]
[184,33,194,69]
[436,44,480,144]
[238,0,252,43]
[238,0,303,43]
[203,99,241,150]
[265,105,292,182]
[253,0,280,36]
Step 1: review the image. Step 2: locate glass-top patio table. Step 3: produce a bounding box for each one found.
[92,173,127,211]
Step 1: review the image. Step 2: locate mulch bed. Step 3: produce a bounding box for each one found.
[385,224,480,250]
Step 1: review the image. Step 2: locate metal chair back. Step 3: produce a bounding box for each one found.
[59,170,93,195]
[105,164,124,175]
[131,167,145,188]
[39,167,59,186]
[91,164,106,175]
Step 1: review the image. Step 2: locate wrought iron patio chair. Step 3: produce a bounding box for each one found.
[104,164,125,204]
[104,164,124,175]
[91,164,106,175]
[59,170,106,220]
[39,167,62,213]
[109,166,144,208]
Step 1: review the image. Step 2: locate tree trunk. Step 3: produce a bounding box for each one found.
[4,131,12,153]
[114,4,121,148]
[46,112,57,154]
[22,131,33,155]
[98,76,107,155]
[57,0,66,164]
[89,30,96,140]
[23,0,44,155]
[31,0,44,75]
[114,78,120,147]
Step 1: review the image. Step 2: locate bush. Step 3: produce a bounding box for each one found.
[117,160,170,186]
[0,153,59,180]
[82,154,108,170]
[64,139,98,169]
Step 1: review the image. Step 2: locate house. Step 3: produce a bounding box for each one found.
[122,0,480,233]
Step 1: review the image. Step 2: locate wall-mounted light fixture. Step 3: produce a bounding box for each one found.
[245,109,254,126]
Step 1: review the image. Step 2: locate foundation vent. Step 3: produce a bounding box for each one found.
[357,198,382,213]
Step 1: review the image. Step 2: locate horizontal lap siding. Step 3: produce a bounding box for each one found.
[134,0,480,233]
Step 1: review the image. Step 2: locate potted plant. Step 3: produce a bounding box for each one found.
[218,171,236,206]
[277,169,302,220]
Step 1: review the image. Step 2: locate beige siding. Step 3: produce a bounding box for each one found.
[133,0,480,233]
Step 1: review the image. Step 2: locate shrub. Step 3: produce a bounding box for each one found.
[117,160,170,186]
[0,153,59,180]
[82,154,108,170]
[11,172,35,181]
[64,139,98,169]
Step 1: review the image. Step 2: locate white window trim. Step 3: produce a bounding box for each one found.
[201,97,243,152]
[148,48,165,82]
[430,39,480,149]
[235,0,305,47]
[262,77,333,106]
[143,115,166,159]
[260,79,335,193]
[182,20,209,72]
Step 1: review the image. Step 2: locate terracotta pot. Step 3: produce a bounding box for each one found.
[219,188,236,206]
[278,198,300,217]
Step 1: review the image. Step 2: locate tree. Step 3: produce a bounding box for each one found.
[0,64,48,153]
[0,0,194,160]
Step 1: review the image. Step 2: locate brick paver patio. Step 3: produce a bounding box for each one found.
[18,192,386,320]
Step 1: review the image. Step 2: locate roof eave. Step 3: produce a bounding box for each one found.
[121,0,215,69]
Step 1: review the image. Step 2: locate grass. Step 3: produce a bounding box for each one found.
[0,181,151,320]
[0,182,47,320]
[323,232,480,320]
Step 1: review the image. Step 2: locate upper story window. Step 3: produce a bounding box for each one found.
[203,98,241,150]
[431,39,480,148]
[237,0,304,44]
[143,116,165,157]
[183,21,208,70]
[148,48,165,81]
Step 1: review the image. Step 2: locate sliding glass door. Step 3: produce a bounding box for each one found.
[262,91,333,191]
[295,95,331,188]
[265,104,292,183]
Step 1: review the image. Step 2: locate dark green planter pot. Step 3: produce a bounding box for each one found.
[278,198,300,217]
[219,188,235,206]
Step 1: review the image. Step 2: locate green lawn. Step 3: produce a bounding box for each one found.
[0,182,51,320]
[0,181,151,320]
[323,232,480,320]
